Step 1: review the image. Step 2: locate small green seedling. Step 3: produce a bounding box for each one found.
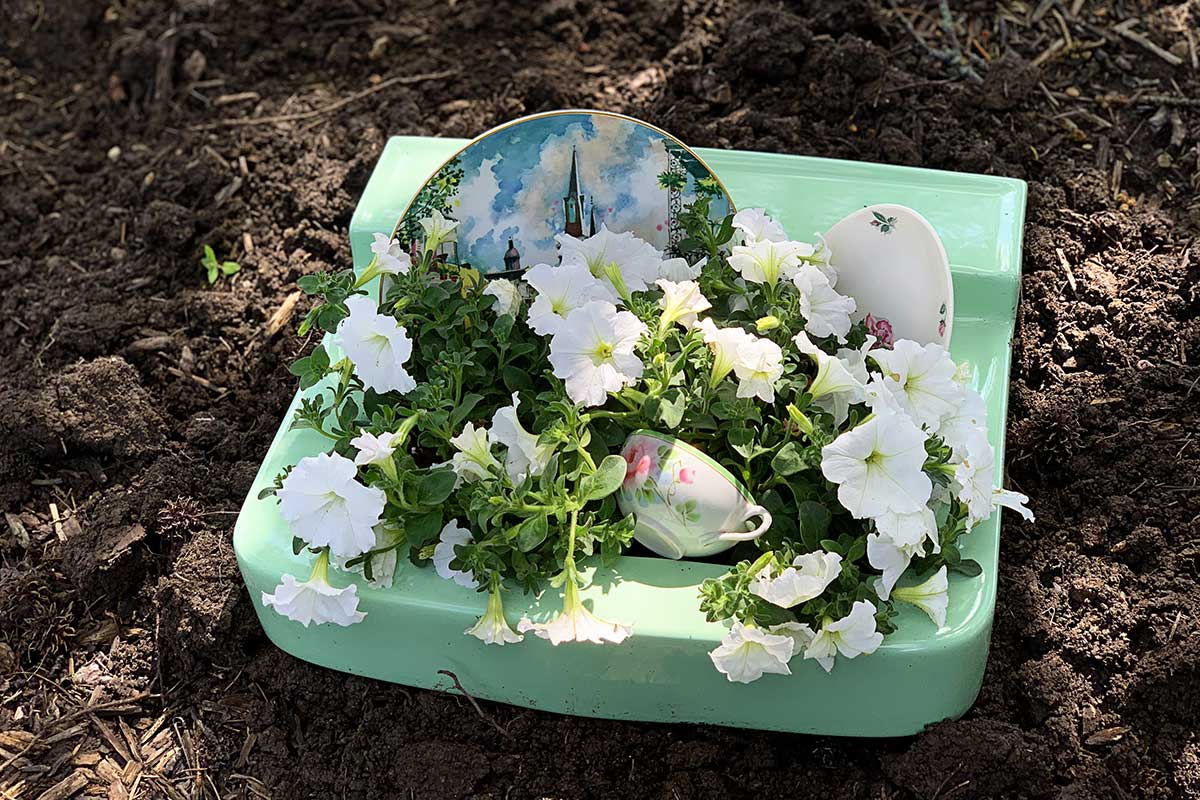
[201,245,241,284]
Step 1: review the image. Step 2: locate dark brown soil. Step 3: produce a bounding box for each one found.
[2,1,1198,798]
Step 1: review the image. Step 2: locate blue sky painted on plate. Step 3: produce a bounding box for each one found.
[439,113,727,272]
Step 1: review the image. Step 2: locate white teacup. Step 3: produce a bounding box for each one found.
[616,430,772,559]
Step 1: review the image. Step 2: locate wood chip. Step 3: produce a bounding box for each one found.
[95,758,121,784]
[213,176,244,208]
[265,291,302,338]
[1085,726,1130,745]
[213,91,261,107]
[242,231,254,253]
[33,770,89,800]
[49,503,66,542]
[4,512,30,548]
[90,718,130,765]
[1056,248,1077,293]
[42,724,86,746]
[1113,19,1183,66]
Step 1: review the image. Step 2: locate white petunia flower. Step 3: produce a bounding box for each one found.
[466,588,524,645]
[517,571,631,645]
[871,340,962,432]
[433,519,479,589]
[334,524,402,589]
[277,452,385,558]
[803,600,884,673]
[939,388,988,457]
[733,336,785,402]
[419,209,458,253]
[548,300,647,406]
[749,551,843,608]
[656,279,711,331]
[728,239,805,286]
[793,266,855,341]
[890,566,950,628]
[793,331,865,425]
[333,295,417,395]
[370,232,412,276]
[658,255,705,282]
[523,262,611,337]
[875,507,940,553]
[483,278,521,317]
[838,335,876,385]
[867,507,938,600]
[490,393,555,483]
[821,412,932,518]
[557,224,662,304]
[449,422,502,483]
[768,620,816,658]
[262,551,366,627]
[863,373,905,416]
[797,234,838,286]
[708,621,795,683]
[994,489,1035,522]
[696,318,754,388]
[954,427,995,525]
[732,208,787,244]
[953,429,1035,526]
[350,430,399,468]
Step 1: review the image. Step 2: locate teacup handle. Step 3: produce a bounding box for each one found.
[718,505,773,542]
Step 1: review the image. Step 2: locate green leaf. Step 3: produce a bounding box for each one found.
[515,514,549,552]
[845,536,866,564]
[771,442,806,477]
[220,261,241,276]
[406,510,443,549]
[578,455,627,503]
[297,275,322,294]
[797,500,831,551]
[336,397,359,430]
[449,394,483,429]
[656,392,686,429]
[416,469,457,506]
[316,303,348,332]
[501,365,532,391]
[716,214,734,245]
[493,313,515,342]
[710,401,742,420]
[951,558,982,578]
[728,428,756,459]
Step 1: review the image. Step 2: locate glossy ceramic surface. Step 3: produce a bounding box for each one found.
[823,203,954,346]
[390,110,732,275]
[234,136,1026,737]
[617,430,771,559]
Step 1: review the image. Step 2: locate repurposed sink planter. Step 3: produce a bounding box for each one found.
[233,136,1026,737]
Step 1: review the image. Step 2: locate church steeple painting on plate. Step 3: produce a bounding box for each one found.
[393,110,733,276]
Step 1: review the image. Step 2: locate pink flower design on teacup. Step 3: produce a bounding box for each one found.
[678,467,696,485]
[623,441,653,489]
[865,313,894,349]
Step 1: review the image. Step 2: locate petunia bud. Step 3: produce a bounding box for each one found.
[786,404,815,437]
[755,315,780,332]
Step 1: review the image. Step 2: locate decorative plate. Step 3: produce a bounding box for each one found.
[391,110,733,276]
[823,204,954,346]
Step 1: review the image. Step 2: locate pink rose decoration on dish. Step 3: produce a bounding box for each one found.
[865,314,894,349]
[678,467,695,485]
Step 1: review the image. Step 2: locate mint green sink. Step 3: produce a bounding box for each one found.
[233,136,1026,737]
